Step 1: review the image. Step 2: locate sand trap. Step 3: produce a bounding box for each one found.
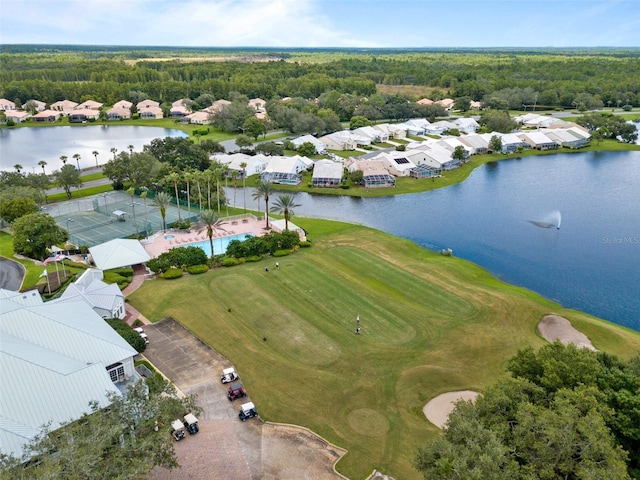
[423,390,480,429]
[538,315,597,351]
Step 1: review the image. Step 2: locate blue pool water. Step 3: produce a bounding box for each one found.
[187,233,254,257]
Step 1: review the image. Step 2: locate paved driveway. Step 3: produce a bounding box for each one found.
[144,318,347,480]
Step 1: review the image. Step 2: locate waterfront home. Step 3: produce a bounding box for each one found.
[181,111,208,124]
[543,126,590,148]
[69,110,100,123]
[495,132,528,153]
[372,151,417,177]
[312,159,344,187]
[204,99,231,114]
[517,131,560,150]
[214,152,268,177]
[5,110,31,123]
[171,105,191,119]
[106,107,132,120]
[32,109,62,123]
[27,99,47,112]
[260,155,312,185]
[139,106,163,119]
[347,159,396,188]
[458,133,489,154]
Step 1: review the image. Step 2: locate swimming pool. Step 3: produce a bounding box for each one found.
[186,233,254,257]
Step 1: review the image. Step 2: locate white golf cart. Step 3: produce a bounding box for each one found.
[221,367,238,384]
[238,402,258,421]
[171,419,186,441]
[183,413,199,434]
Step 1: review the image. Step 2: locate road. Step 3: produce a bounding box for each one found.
[0,257,25,290]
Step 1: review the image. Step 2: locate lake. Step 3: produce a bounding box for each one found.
[0,125,188,173]
[243,151,640,331]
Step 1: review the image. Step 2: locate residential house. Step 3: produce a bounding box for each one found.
[32,109,62,123]
[416,98,434,106]
[514,113,565,129]
[248,98,266,112]
[0,98,16,111]
[312,159,343,187]
[372,151,417,177]
[5,111,31,123]
[50,99,79,112]
[373,123,407,139]
[260,156,311,185]
[404,149,445,177]
[437,137,473,161]
[204,99,231,114]
[172,99,191,108]
[424,120,457,135]
[353,125,389,143]
[106,107,132,120]
[495,133,528,153]
[318,131,358,151]
[469,100,483,110]
[136,99,160,110]
[400,118,431,136]
[348,160,396,188]
[75,100,103,110]
[171,105,192,119]
[458,133,489,155]
[452,117,480,134]
[437,98,455,110]
[517,131,560,150]
[410,163,442,179]
[112,100,133,110]
[291,134,325,153]
[543,127,590,148]
[49,269,126,319]
[139,107,163,119]
[213,153,268,177]
[26,100,47,112]
[0,289,140,460]
[181,111,208,124]
[69,110,100,123]
[411,142,462,170]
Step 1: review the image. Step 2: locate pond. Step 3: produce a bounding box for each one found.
[0,125,188,173]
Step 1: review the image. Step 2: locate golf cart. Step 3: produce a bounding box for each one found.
[183,413,199,434]
[134,327,149,345]
[171,419,186,441]
[227,382,247,401]
[239,402,258,421]
[221,367,238,384]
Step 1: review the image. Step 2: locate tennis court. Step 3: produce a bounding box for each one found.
[47,191,199,247]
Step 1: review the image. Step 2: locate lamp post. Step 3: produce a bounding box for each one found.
[66,218,74,246]
[128,202,140,237]
[99,193,109,215]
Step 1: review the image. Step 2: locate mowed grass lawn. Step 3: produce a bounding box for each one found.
[129,219,640,480]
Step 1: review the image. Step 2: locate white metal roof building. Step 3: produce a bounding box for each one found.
[0,290,139,460]
[311,159,343,187]
[89,239,151,270]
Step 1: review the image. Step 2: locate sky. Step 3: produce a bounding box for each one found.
[1,0,639,48]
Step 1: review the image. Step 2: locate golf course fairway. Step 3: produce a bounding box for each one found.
[128,218,640,479]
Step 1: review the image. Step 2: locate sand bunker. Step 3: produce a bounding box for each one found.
[538,315,597,351]
[423,390,480,429]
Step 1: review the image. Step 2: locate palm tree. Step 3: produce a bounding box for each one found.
[152,192,172,232]
[240,161,247,216]
[92,150,99,167]
[231,170,239,213]
[14,164,23,173]
[110,147,118,160]
[193,170,204,211]
[183,169,194,217]
[140,189,149,235]
[197,209,226,260]
[270,193,301,231]
[38,160,47,174]
[60,155,68,166]
[166,171,182,221]
[73,153,81,170]
[252,180,274,229]
[128,144,134,154]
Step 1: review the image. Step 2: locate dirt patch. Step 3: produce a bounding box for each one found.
[423,390,480,429]
[538,315,597,351]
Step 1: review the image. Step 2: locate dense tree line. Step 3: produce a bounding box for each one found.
[416,342,640,479]
[1,48,638,109]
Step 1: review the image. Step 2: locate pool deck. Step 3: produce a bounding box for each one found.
[142,216,270,258]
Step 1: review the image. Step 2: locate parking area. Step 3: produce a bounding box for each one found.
[143,318,347,480]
